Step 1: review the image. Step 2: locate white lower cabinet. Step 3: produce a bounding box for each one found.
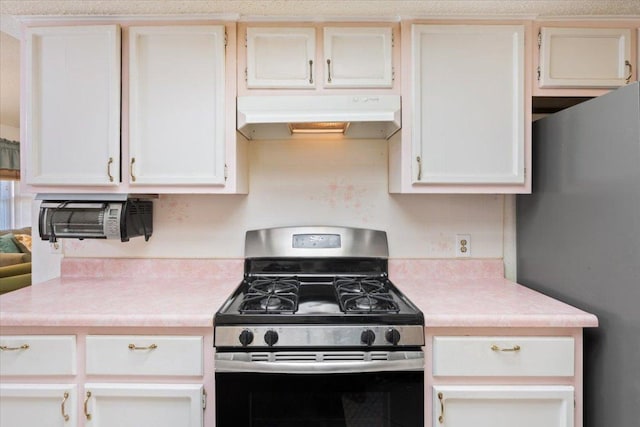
[0,333,208,427]
[433,385,574,427]
[83,383,204,427]
[0,384,78,427]
[430,335,578,427]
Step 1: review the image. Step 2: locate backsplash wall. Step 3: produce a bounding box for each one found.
[35,138,509,280]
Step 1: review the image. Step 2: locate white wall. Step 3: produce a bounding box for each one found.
[0,124,19,141]
[59,138,510,262]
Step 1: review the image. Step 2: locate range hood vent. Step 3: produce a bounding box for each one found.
[237,95,401,140]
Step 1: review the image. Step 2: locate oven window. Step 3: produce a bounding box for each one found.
[216,371,423,427]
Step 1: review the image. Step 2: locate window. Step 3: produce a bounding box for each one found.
[0,180,32,230]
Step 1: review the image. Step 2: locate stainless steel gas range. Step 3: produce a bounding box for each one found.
[214,226,425,427]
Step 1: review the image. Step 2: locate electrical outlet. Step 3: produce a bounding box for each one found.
[455,234,471,257]
[49,241,62,254]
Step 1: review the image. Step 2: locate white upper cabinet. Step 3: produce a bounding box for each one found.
[323,27,393,88]
[538,27,632,88]
[410,24,526,186]
[246,27,316,89]
[128,26,226,185]
[24,25,121,186]
[243,24,396,91]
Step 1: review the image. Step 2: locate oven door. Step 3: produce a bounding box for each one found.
[215,350,424,427]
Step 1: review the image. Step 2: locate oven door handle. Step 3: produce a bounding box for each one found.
[215,351,424,374]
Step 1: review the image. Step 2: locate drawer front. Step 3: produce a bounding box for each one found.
[0,335,76,376]
[86,335,203,376]
[432,336,574,377]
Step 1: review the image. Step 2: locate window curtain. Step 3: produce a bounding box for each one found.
[0,138,20,180]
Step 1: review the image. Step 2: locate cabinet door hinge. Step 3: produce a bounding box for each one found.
[537,30,542,48]
[224,163,229,182]
[536,66,541,81]
[392,66,395,82]
[224,29,228,48]
[245,67,248,83]
[391,32,395,48]
[202,388,207,410]
[245,30,248,48]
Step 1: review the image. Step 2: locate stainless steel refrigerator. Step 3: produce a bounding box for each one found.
[517,82,640,426]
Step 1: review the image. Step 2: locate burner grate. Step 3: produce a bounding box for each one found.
[239,276,300,314]
[335,277,400,314]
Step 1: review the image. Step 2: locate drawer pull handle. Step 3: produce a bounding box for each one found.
[107,157,114,182]
[0,344,30,351]
[84,391,92,420]
[491,344,521,352]
[61,392,70,422]
[130,157,137,182]
[437,392,445,424]
[128,343,158,351]
[625,60,633,84]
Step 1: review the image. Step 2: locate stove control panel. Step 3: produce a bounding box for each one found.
[216,325,425,349]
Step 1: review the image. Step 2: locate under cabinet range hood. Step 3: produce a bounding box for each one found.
[237,95,401,140]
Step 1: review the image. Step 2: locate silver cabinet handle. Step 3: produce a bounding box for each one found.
[625,60,633,83]
[0,344,29,351]
[107,157,114,182]
[130,157,136,182]
[416,156,423,181]
[327,59,332,83]
[61,392,70,422]
[438,392,445,424]
[309,60,314,84]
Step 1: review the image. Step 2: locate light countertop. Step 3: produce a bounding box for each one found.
[0,258,598,329]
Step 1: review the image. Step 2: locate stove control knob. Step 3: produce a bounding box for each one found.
[385,328,401,345]
[264,330,279,347]
[361,329,376,346]
[238,329,254,347]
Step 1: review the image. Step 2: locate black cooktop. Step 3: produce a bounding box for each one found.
[215,258,423,326]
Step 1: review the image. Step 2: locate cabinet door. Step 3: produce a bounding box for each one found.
[323,27,393,88]
[539,27,632,88]
[128,26,226,185]
[84,383,203,427]
[0,384,77,427]
[246,27,316,88]
[433,385,574,427]
[411,25,525,184]
[24,25,121,186]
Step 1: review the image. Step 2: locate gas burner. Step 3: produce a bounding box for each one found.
[250,277,300,294]
[355,296,377,311]
[335,277,400,314]
[335,277,387,294]
[261,296,283,310]
[239,276,300,314]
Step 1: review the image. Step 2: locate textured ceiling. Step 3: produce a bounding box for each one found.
[1,1,639,130]
[1,1,639,21]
